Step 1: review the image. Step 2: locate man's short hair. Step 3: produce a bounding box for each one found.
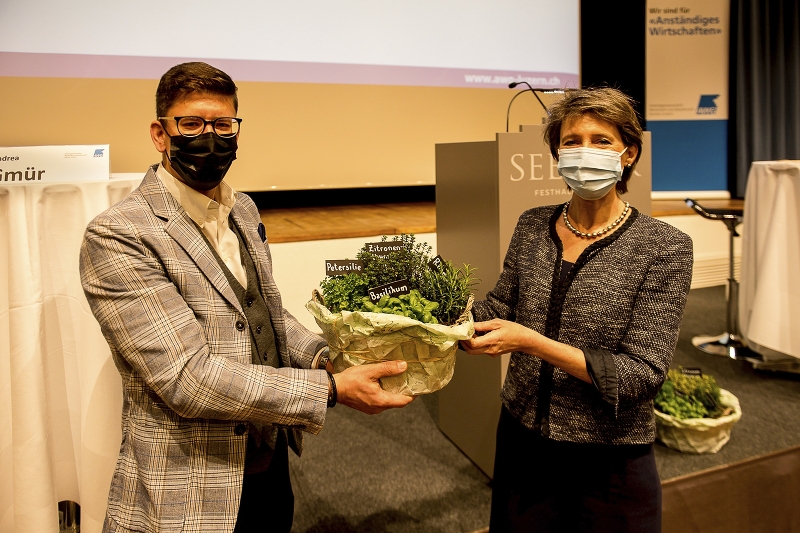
[156,62,238,117]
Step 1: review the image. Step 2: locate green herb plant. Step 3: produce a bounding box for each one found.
[319,234,477,325]
[357,234,432,290]
[417,260,477,325]
[654,367,726,420]
[319,273,369,314]
[359,290,440,324]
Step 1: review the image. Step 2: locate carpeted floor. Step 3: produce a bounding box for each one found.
[289,286,800,532]
[289,394,492,533]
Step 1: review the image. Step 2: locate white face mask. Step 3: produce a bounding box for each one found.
[557,147,627,200]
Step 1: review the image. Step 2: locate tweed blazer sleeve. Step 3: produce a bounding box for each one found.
[79,175,328,434]
[594,225,694,410]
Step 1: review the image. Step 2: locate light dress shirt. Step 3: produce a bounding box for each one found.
[156,164,247,288]
[156,164,329,369]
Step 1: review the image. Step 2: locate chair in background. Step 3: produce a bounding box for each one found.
[684,199,751,360]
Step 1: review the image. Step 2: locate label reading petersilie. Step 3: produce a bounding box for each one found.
[428,255,445,271]
[367,280,410,303]
[364,241,404,255]
[325,260,364,276]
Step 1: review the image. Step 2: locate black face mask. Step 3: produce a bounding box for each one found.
[167,132,238,191]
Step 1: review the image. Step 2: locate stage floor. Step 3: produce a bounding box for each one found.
[260,198,744,243]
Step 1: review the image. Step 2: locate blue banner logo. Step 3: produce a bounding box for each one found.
[697,94,719,115]
[93,148,105,157]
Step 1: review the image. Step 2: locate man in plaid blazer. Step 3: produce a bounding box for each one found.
[80,62,412,533]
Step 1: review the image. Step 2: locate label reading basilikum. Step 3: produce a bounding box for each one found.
[367,280,410,303]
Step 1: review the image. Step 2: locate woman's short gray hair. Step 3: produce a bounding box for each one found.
[543,87,644,194]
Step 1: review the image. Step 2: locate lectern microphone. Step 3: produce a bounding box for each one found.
[505,83,564,132]
[508,81,532,90]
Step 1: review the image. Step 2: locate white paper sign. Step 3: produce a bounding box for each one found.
[0,144,110,183]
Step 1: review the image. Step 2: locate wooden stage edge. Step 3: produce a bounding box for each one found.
[662,444,800,532]
[260,199,744,244]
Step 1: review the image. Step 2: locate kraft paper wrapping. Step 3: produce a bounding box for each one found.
[306,300,474,396]
[655,389,742,454]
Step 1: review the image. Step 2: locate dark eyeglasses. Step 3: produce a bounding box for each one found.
[158,116,242,138]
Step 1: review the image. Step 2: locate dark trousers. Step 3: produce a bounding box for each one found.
[490,407,662,533]
[234,433,294,533]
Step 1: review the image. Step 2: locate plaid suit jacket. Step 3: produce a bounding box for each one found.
[80,166,329,533]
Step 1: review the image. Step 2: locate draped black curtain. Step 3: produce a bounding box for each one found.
[729,0,800,197]
[581,1,646,124]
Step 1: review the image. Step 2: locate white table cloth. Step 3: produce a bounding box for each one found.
[0,178,141,533]
[739,161,800,362]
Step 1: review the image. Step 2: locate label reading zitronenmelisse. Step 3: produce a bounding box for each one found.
[363,241,404,256]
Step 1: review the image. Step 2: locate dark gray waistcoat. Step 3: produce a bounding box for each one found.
[199,218,283,474]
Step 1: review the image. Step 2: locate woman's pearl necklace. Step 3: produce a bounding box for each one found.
[562,201,630,239]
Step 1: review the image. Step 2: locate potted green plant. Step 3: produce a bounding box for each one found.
[306,234,476,396]
[654,367,742,454]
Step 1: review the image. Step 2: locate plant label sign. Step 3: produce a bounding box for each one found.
[428,255,445,271]
[681,367,703,377]
[325,260,363,276]
[363,241,404,256]
[367,279,410,303]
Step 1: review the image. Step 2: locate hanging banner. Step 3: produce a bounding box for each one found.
[645,0,729,192]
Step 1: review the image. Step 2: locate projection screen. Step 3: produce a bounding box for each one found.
[0,1,579,191]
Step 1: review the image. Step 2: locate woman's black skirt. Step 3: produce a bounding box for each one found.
[490,407,662,533]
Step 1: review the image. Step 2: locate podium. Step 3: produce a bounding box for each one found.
[435,125,652,476]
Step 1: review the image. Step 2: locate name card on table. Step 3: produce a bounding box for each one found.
[0,145,110,184]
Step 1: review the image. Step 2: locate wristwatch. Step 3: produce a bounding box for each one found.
[317,348,330,370]
[326,371,337,407]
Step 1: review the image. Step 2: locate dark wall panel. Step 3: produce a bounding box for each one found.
[580,1,647,125]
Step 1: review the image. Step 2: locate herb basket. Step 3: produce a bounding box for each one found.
[306,290,474,396]
[654,389,742,454]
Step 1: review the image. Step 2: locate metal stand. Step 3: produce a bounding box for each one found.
[58,501,80,533]
[685,199,751,360]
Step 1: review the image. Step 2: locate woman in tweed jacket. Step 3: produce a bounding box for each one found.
[462,88,693,532]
